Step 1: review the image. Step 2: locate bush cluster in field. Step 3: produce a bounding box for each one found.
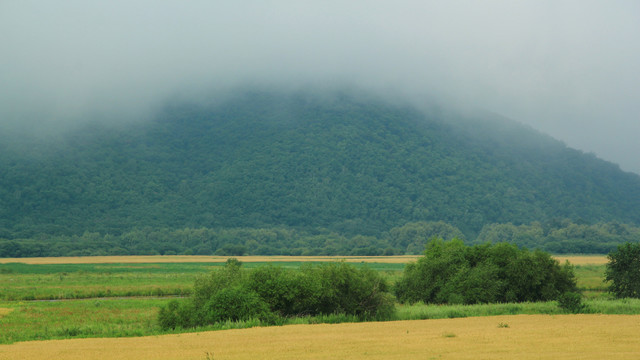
[158,259,394,329]
[158,240,587,329]
[394,238,578,305]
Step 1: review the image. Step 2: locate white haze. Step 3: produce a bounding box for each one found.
[1,1,639,173]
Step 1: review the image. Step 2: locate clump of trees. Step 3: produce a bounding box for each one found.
[476,220,640,255]
[605,242,640,298]
[158,259,394,330]
[394,238,577,305]
[158,241,587,330]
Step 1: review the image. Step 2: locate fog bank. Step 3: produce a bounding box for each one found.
[1,1,639,172]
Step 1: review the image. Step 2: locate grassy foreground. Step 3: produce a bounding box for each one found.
[3,296,640,344]
[0,254,625,349]
[1,314,639,359]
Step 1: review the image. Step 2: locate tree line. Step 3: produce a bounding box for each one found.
[2,219,639,258]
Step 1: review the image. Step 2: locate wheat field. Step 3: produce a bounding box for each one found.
[0,254,607,265]
[554,255,609,265]
[0,314,637,359]
[0,255,421,265]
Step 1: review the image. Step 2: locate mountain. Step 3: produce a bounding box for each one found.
[1,89,640,254]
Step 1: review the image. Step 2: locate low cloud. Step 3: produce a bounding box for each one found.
[1,1,639,172]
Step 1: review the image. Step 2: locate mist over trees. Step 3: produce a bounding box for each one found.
[2,90,640,256]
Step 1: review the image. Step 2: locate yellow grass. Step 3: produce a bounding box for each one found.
[554,255,608,265]
[0,315,638,359]
[0,254,607,265]
[0,255,421,265]
[0,308,12,318]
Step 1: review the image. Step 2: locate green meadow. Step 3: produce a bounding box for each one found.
[0,261,403,301]
[0,257,636,345]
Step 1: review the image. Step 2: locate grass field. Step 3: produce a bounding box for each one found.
[0,255,607,301]
[0,298,163,344]
[0,253,629,355]
[0,261,404,300]
[3,295,639,344]
[1,314,639,359]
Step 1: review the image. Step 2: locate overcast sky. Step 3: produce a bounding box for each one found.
[1,1,639,173]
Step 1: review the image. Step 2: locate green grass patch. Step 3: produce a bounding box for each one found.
[0,263,216,300]
[0,271,195,300]
[573,264,608,298]
[0,259,633,345]
[0,298,168,344]
[0,262,404,301]
[4,296,640,344]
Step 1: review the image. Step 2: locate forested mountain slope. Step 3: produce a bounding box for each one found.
[1,89,639,254]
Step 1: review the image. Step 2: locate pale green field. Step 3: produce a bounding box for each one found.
[0,254,629,351]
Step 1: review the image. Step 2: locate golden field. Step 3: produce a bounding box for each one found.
[0,255,421,265]
[554,255,609,265]
[0,254,607,265]
[1,314,638,359]
[0,308,12,317]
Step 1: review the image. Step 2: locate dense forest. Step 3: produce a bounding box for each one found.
[2,220,640,257]
[2,89,640,256]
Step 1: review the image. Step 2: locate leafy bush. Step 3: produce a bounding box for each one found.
[158,259,394,330]
[201,285,272,324]
[605,242,640,298]
[306,262,395,319]
[394,238,577,305]
[158,299,194,330]
[557,291,586,313]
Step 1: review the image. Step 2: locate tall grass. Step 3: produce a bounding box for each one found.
[0,298,166,344]
[395,301,561,320]
[4,296,640,344]
[574,264,608,298]
[0,262,404,300]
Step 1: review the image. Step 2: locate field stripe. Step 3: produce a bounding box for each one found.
[554,255,609,265]
[0,255,607,265]
[0,255,421,265]
[0,315,638,359]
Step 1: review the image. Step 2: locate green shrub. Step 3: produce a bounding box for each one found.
[395,238,578,305]
[157,299,198,329]
[158,259,395,330]
[605,242,640,298]
[191,258,245,309]
[201,285,272,324]
[307,262,395,319]
[247,265,302,316]
[557,291,586,313]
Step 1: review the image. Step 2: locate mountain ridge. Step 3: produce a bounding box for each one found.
[1,89,639,251]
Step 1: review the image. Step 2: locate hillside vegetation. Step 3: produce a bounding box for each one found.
[2,89,640,255]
